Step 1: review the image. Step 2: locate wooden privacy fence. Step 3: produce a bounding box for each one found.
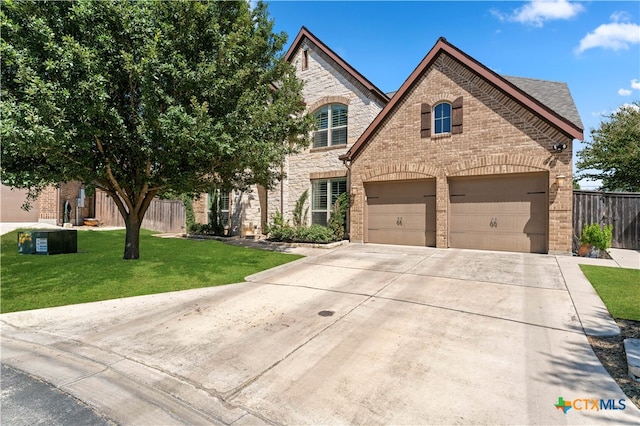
[573,190,640,250]
[95,191,186,233]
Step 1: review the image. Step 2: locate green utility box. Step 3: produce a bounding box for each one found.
[18,230,77,255]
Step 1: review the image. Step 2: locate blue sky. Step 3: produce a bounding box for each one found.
[265,1,640,189]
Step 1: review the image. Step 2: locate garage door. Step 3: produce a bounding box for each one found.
[449,173,548,253]
[1,184,40,222]
[365,180,436,247]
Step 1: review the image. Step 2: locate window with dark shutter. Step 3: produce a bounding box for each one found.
[452,96,463,134]
[421,103,431,138]
[434,103,451,134]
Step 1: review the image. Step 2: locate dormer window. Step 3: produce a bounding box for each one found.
[313,104,348,148]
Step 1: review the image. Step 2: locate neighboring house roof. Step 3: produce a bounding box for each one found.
[285,27,390,105]
[341,37,584,162]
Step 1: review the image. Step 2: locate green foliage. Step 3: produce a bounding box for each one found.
[208,190,225,236]
[576,102,640,192]
[329,192,349,239]
[182,194,195,232]
[580,224,613,251]
[292,190,309,227]
[268,225,339,244]
[264,209,287,236]
[265,191,349,243]
[572,178,581,190]
[188,222,218,235]
[1,229,301,313]
[580,265,640,321]
[0,0,313,258]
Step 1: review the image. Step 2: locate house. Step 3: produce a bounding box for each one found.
[340,37,583,254]
[249,28,582,254]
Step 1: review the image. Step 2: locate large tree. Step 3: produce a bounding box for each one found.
[576,102,640,192]
[1,0,313,259]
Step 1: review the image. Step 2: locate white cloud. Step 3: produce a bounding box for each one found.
[618,88,632,96]
[632,79,640,90]
[576,22,640,53]
[492,0,584,27]
[610,11,632,23]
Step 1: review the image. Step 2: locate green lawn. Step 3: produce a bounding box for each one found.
[1,229,302,313]
[580,264,640,321]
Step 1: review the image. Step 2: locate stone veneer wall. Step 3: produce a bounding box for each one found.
[348,53,574,253]
[266,40,386,228]
[193,188,264,236]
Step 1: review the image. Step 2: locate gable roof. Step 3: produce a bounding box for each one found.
[285,27,390,105]
[341,37,584,162]
[502,75,583,130]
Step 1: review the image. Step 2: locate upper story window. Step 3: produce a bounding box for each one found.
[421,97,462,138]
[313,104,348,148]
[434,102,451,134]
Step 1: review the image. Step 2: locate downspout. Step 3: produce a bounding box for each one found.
[342,156,352,238]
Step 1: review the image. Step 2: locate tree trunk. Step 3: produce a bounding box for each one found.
[123,216,142,260]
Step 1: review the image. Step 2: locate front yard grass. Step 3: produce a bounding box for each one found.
[1,229,302,313]
[580,264,640,321]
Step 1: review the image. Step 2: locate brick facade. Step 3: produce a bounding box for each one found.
[348,54,575,253]
[38,183,94,226]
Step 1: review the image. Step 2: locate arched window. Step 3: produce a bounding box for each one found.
[313,104,348,148]
[434,102,451,134]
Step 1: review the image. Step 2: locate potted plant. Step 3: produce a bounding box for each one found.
[578,224,613,258]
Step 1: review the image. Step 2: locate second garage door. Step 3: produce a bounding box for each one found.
[449,173,548,253]
[365,180,436,247]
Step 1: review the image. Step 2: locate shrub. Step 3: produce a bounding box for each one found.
[329,192,349,239]
[580,224,613,251]
[293,190,309,227]
[264,210,287,236]
[266,224,339,244]
[182,194,195,232]
[188,222,216,235]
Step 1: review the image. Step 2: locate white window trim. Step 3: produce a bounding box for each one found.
[311,178,347,226]
[312,104,348,149]
[434,102,452,135]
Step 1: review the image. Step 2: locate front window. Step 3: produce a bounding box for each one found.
[313,104,348,148]
[312,178,347,225]
[434,102,451,134]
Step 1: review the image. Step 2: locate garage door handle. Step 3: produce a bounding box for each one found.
[397,217,403,226]
[490,218,497,228]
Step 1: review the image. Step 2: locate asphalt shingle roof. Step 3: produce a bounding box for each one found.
[502,75,584,130]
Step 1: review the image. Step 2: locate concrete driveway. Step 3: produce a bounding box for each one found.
[2,243,639,425]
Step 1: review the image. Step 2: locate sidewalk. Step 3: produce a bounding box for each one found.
[555,247,638,338]
[609,248,640,269]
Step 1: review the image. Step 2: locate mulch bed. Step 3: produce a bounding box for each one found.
[588,319,640,409]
